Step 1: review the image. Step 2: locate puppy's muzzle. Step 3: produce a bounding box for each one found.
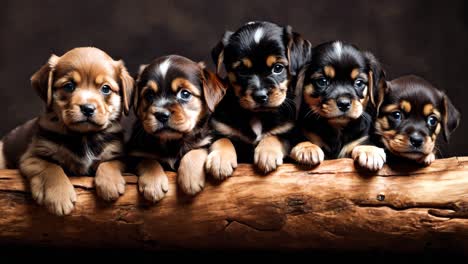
[336,96,351,112]
[253,89,269,105]
[80,104,96,117]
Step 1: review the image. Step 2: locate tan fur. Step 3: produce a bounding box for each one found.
[254,135,287,174]
[290,141,324,165]
[324,65,335,78]
[232,61,241,69]
[228,72,237,83]
[137,159,169,202]
[266,55,278,67]
[242,58,253,68]
[94,160,125,201]
[382,104,399,113]
[351,68,360,79]
[171,77,201,96]
[423,104,434,116]
[400,100,412,113]
[338,136,368,158]
[178,148,208,195]
[147,80,158,92]
[351,145,386,171]
[205,138,238,180]
[0,141,5,169]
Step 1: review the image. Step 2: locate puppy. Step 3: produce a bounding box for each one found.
[291,41,386,170]
[370,75,460,165]
[127,55,226,202]
[0,47,134,215]
[208,21,312,177]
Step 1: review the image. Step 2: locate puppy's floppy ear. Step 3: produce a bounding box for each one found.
[441,94,460,142]
[294,65,308,119]
[211,31,233,75]
[31,54,60,109]
[133,64,148,114]
[283,25,312,77]
[364,51,386,114]
[199,62,226,112]
[116,60,134,115]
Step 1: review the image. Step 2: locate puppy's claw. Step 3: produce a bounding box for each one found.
[138,173,169,203]
[290,142,324,166]
[205,150,237,180]
[352,145,386,171]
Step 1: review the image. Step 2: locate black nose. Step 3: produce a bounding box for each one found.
[409,133,424,148]
[155,111,170,123]
[253,91,268,104]
[80,104,96,117]
[337,97,351,112]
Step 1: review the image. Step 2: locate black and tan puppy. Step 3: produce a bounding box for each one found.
[0,47,134,215]
[371,75,460,165]
[127,55,226,202]
[291,41,386,170]
[208,21,312,177]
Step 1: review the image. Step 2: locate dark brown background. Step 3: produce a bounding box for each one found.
[1,0,467,156]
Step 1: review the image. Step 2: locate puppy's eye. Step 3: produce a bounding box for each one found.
[354,79,366,89]
[272,63,285,74]
[427,115,438,127]
[101,85,112,95]
[145,91,155,102]
[62,82,75,93]
[315,77,329,89]
[178,89,192,101]
[391,110,402,120]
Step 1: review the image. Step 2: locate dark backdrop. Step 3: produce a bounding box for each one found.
[1,0,467,156]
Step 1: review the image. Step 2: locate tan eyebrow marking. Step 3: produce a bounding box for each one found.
[382,104,399,113]
[54,71,81,87]
[351,68,360,79]
[242,58,252,68]
[266,56,288,67]
[324,65,335,78]
[171,77,201,96]
[232,61,241,69]
[400,100,412,113]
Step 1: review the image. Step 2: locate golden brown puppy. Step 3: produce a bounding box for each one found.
[0,47,133,215]
[127,55,226,202]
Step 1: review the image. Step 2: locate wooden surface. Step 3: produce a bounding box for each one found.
[1,157,468,251]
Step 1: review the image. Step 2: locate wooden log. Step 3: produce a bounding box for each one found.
[0,157,468,251]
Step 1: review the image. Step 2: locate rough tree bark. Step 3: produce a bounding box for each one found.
[0,157,467,251]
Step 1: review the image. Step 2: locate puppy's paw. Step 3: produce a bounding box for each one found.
[254,144,284,174]
[94,172,125,201]
[290,142,324,166]
[205,150,237,181]
[30,175,76,216]
[418,153,435,166]
[178,149,207,195]
[138,173,169,203]
[352,145,386,171]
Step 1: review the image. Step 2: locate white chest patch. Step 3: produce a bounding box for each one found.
[250,118,263,142]
[254,28,264,44]
[159,58,171,78]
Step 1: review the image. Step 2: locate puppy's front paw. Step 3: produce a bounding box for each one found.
[290,142,324,166]
[138,173,169,203]
[254,144,284,174]
[94,172,125,201]
[418,152,435,166]
[178,149,207,195]
[352,145,386,171]
[30,175,77,216]
[205,150,237,181]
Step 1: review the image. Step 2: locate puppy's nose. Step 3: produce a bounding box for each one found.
[337,97,351,112]
[253,90,268,104]
[409,133,424,148]
[155,111,170,123]
[80,104,96,117]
